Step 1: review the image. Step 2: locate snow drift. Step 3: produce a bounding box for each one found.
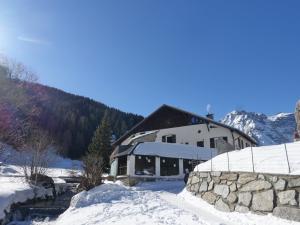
[195,141,300,175]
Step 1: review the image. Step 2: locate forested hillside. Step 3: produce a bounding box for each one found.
[0,65,143,158]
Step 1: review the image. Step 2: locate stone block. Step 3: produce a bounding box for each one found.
[199,172,208,178]
[240,180,272,192]
[202,192,217,205]
[211,171,221,177]
[252,190,274,212]
[237,173,257,184]
[238,192,252,207]
[274,179,286,191]
[227,192,237,204]
[273,207,300,222]
[207,174,212,182]
[214,184,230,198]
[199,182,208,193]
[191,183,200,193]
[208,181,214,191]
[215,198,231,212]
[191,176,200,184]
[220,173,238,181]
[212,177,221,184]
[270,176,278,183]
[230,183,237,192]
[288,178,300,188]
[277,190,296,205]
[235,205,249,213]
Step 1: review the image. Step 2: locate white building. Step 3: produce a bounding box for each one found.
[110,105,257,180]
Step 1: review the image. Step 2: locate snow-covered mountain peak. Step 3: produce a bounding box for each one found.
[222,110,295,146]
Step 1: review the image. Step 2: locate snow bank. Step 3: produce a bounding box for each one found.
[48,181,300,225]
[0,177,51,220]
[0,142,81,220]
[195,142,300,175]
[54,182,208,225]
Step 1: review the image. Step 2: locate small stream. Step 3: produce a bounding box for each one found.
[7,183,78,225]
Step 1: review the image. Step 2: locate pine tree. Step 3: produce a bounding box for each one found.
[87,110,112,172]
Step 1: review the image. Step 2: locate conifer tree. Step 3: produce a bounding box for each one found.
[87,110,112,172]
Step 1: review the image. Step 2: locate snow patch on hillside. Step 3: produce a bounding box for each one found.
[222,110,295,145]
[0,142,82,177]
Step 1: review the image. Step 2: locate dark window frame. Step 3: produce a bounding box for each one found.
[197,141,204,147]
[135,155,155,176]
[210,138,215,148]
[160,157,179,176]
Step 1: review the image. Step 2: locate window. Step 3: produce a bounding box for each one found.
[223,137,228,142]
[210,138,215,148]
[241,139,244,149]
[162,135,176,143]
[183,159,204,173]
[117,156,127,175]
[185,142,189,145]
[237,138,241,149]
[246,143,250,147]
[166,135,176,143]
[160,157,179,176]
[198,130,201,134]
[135,155,155,176]
[197,141,204,147]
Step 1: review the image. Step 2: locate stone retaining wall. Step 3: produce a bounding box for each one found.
[186,171,300,222]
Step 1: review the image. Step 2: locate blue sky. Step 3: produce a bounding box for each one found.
[0,0,300,119]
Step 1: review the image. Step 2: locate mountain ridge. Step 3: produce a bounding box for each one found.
[221,110,296,146]
[0,69,143,158]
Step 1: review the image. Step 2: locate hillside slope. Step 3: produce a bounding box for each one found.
[0,69,143,158]
[222,110,295,145]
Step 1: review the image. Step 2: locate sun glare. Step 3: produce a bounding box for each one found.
[0,25,10,52]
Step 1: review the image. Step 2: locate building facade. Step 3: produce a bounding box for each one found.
[110,105,257,180]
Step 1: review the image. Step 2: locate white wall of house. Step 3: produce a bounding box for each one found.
[154,124,253,149]
[121,124,254,150]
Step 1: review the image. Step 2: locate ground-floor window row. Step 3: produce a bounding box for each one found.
[115,155,205,177]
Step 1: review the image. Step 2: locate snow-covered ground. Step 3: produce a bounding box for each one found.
[0,176,56,220]
[23,181,300,225]
[195,141,300,175]
[0,143,82,178]
[0,143,82,221]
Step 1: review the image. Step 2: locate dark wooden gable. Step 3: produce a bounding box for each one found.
[113,105,206,147]
[134,105,205,132]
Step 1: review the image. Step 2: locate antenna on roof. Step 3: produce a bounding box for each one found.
[206,104,214,120]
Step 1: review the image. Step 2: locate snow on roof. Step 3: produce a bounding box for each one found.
[129,131,158,142]
[133,142,217,160]
[195,141,300,175]
[121,131,158,145]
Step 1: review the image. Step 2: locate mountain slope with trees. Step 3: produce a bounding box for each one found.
[0,65,143,159]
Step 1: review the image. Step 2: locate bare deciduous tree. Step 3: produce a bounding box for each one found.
[20,131,54,185]
[79,151,104,191]
[0,55,38,83]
